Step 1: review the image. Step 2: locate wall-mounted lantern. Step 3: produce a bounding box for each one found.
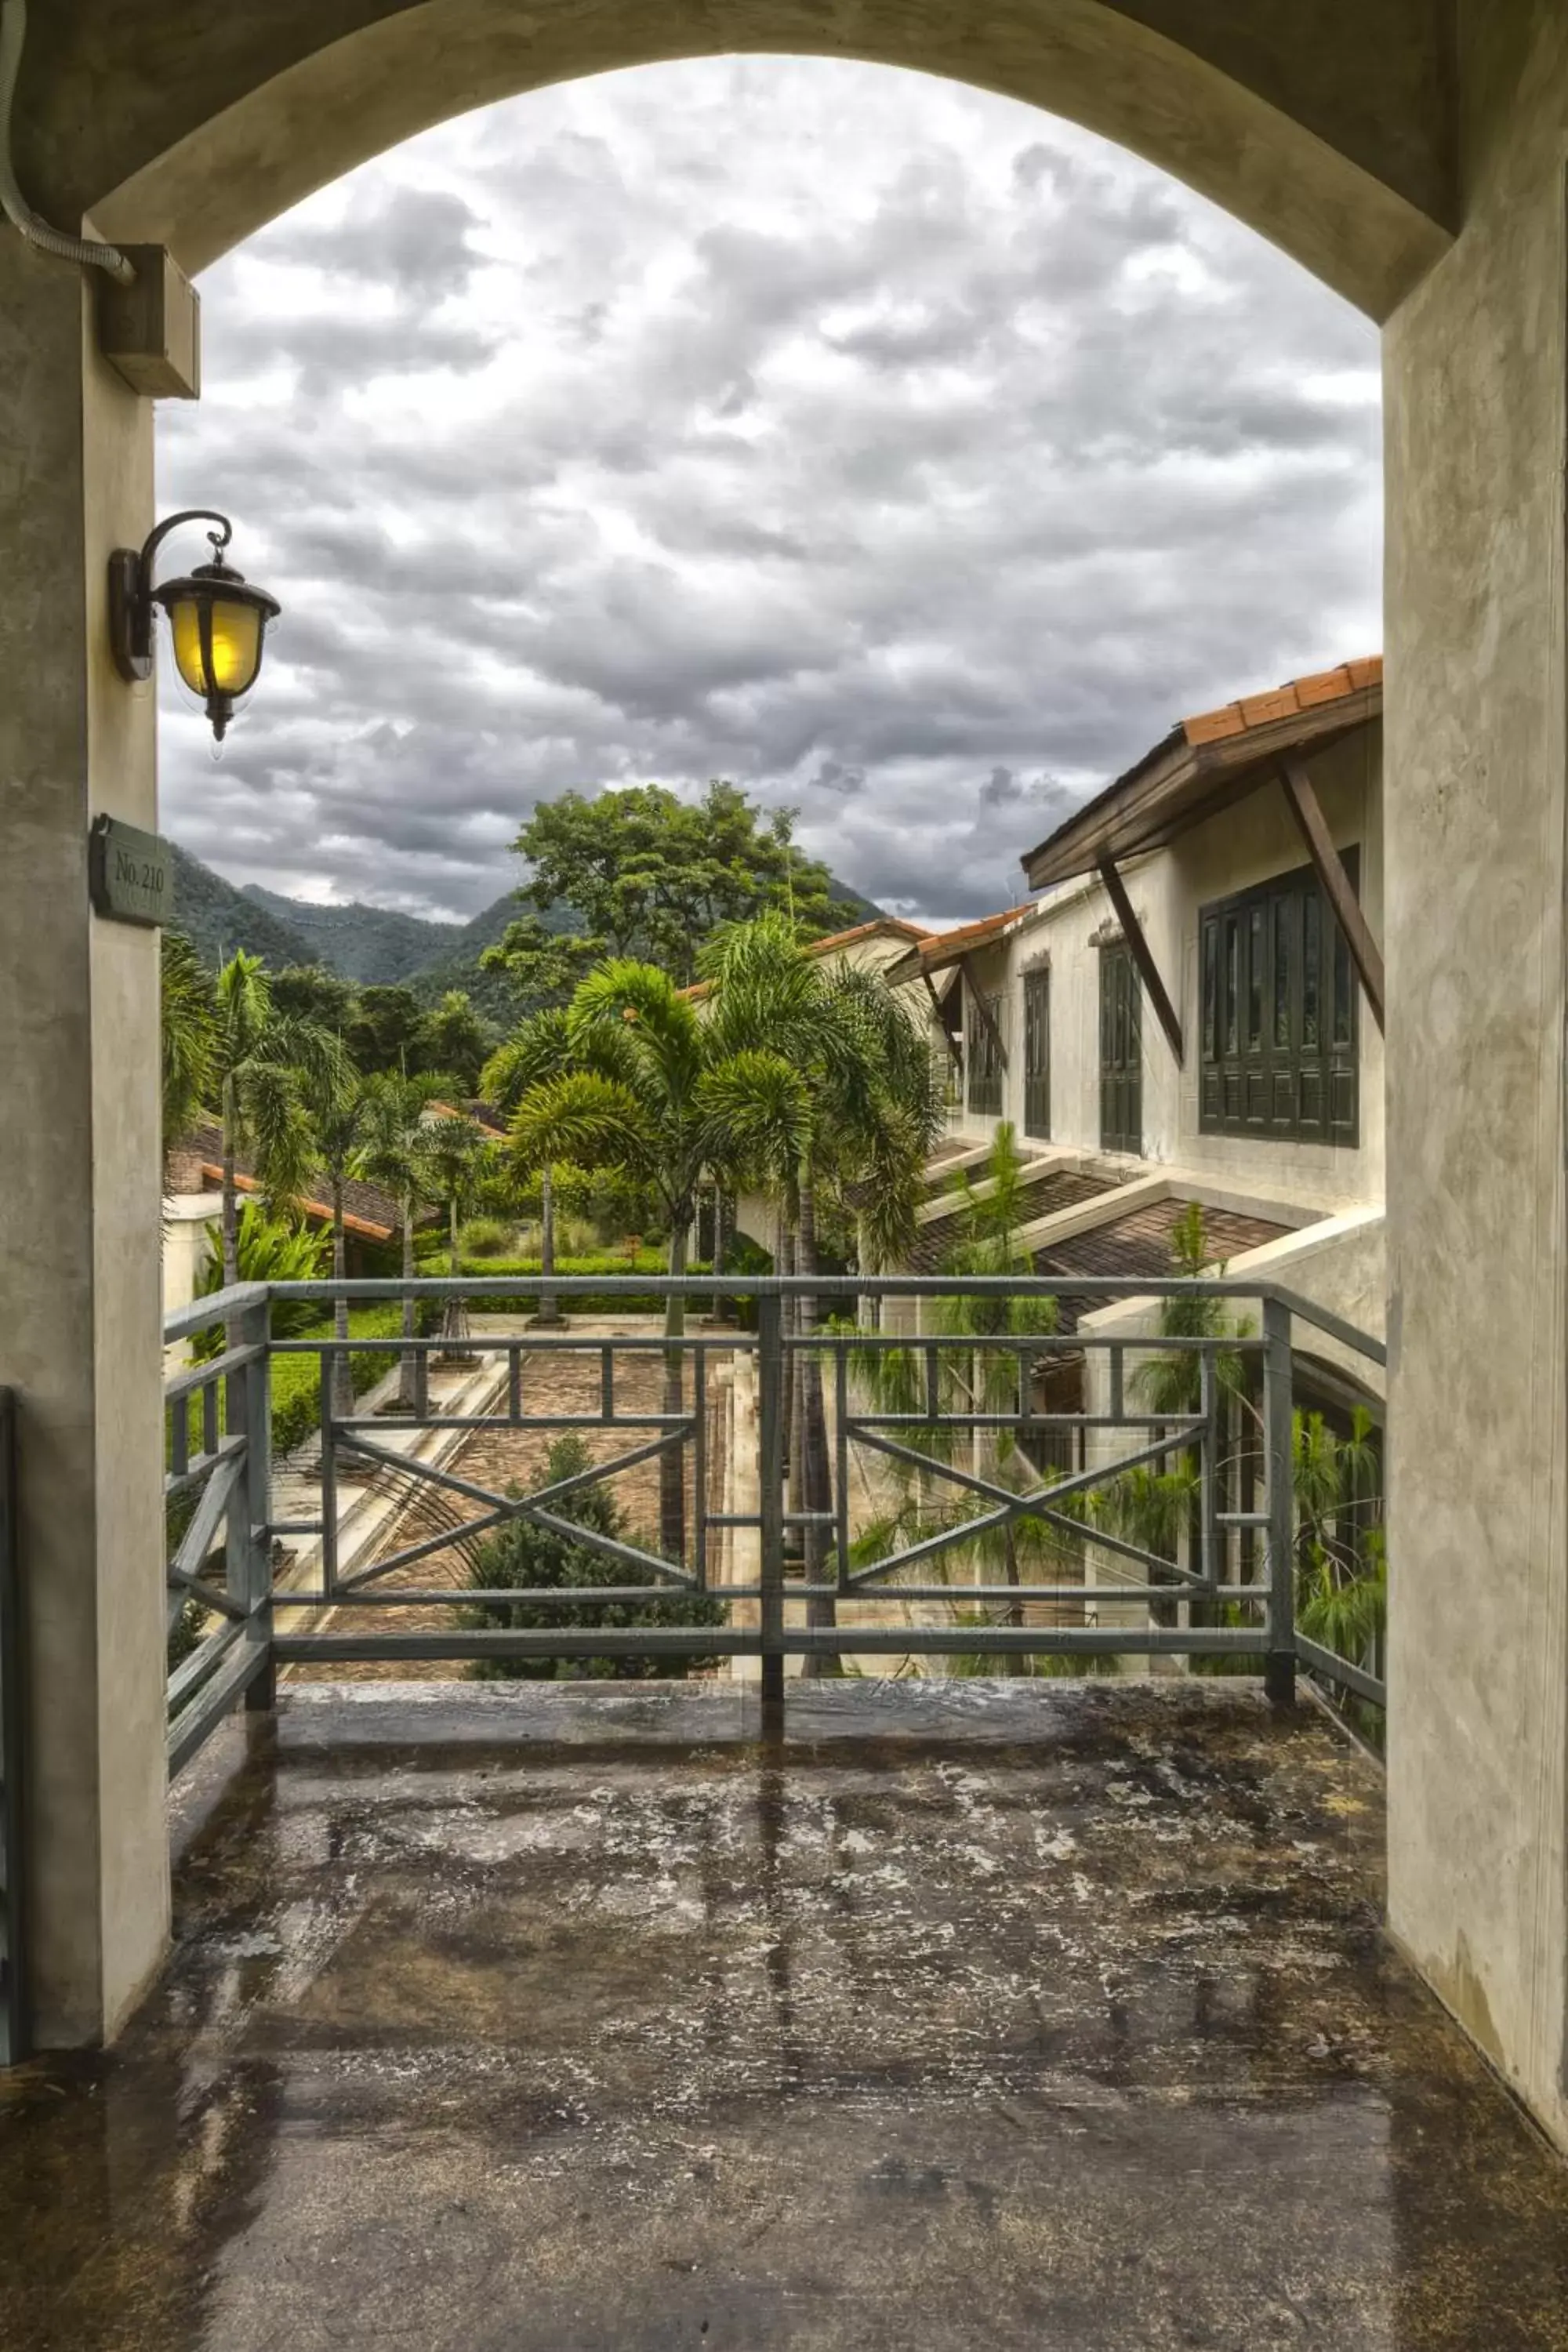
[108,510,281,742]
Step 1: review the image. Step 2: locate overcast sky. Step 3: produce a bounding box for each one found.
[156,57,1381,929]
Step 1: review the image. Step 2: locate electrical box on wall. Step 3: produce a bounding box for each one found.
[96,245,201,398]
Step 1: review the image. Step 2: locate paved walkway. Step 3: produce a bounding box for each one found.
[4,1680,1568,2348]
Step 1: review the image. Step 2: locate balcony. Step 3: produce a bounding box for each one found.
[4,1675,1568,2346]
[2,1275,1565,2344]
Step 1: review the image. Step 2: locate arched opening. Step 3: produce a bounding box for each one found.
[49,2,1452,314]
[10,0,1568,2179]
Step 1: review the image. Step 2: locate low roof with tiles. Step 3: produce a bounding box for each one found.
[1021,657,1381,891]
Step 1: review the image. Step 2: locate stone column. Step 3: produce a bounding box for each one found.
[1382,5,1568,2151]
[0,237,169,2044]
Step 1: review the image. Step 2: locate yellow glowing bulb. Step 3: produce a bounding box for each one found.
[170,593,263,699]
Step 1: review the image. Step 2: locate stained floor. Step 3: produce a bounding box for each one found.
[3,1679,1568,2350]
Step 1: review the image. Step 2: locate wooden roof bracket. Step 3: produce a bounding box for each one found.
[1276,757,1386,1034]
[923,969,963,1069]
[1096,857,1184,1066]
[958,954,1009,1066]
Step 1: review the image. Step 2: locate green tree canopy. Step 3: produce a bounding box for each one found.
[269,963,357,1033]
[353,1069,448,1405]
[478,915,606,1012]
[346,984,424,1075]
[412,989,495,1093]
[512,780,858,985]
[210,951,347,1291]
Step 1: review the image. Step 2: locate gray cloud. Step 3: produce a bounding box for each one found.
[157,58,1379,926]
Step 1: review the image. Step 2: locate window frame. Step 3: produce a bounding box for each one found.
[965,985,1005,1119]
[1197,851,1360,1148]
[1022,966,1051,1140]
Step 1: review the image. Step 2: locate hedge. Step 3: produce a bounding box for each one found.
[430,1253,716,1319]
[268,1303,409,1457]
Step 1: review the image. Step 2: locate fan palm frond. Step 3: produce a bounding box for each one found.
[480,1008,574,1114]
[159,930,216,1147]
[509,1071,662,1186]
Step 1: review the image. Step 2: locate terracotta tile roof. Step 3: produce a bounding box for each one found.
[1181,658,1382,749]
[885,903,1036,985]
[1022,654,1382,891]
[179,1119,404,1243]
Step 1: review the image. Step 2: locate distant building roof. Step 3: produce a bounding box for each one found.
[1034,1196,1297,1332]
[884,904,1035,988]
[173,1120,405,1243]
[1021,657,1382,891]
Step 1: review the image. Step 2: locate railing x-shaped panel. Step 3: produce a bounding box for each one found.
[158,1274,1387,1770]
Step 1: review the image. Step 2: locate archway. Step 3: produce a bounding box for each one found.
[31,1,1453,312]
[4,1,1567,2161]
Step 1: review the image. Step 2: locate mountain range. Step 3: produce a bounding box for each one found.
[167,842,881,1005]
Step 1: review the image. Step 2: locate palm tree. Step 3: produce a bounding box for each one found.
[481,1011,572,1323]
[699,917,944,1664]
[158,929,216,1163]
[499,964,801,1565]
[300,1067,372,1416]
[354,1070,445,1407]
[423,1112,488,1351]
[209,950,346,1293]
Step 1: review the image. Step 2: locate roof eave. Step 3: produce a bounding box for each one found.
[1020,689,1380,892]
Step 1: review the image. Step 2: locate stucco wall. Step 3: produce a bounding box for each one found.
[161,1194,221,1364]
[942,722,1383,1218]
[47,1,1453,316]
[1381,0,1568,2156]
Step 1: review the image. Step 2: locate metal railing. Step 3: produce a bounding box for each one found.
[162,1274,1388,1772]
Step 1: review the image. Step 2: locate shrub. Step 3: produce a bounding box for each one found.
[192,1203,329,1356]
[462,1432,727,1679]
[447,1252,714,1317]
[459,1215,516,1259]
[173,1303,409,1466]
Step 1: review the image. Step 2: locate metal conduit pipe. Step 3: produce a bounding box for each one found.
[0,0,134,281]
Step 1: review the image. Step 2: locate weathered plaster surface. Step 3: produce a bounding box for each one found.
[946,724,1385,1218]
[1382,0,1568,2152]
[0,239,169,2042]
[21,1,1452,314]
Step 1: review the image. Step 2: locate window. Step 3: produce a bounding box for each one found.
[966,987,1004,1117]
[1099,942,1142,1155]
[1022,968,1051,1138]
[1198,854,1359,1145]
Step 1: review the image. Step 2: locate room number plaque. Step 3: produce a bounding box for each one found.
[89,815,172,927]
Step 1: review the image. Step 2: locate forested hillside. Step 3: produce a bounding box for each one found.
[171,843,880,997]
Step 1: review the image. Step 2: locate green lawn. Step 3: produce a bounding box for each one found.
[170,1303,408,1463]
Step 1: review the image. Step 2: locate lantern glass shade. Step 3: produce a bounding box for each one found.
[169,591,265,699]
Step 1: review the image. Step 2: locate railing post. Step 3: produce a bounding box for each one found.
[230,1297,274,1711]
[1261,1296,1297,1704]
[757,1291,786,1734]
[1199,1345,1218,1592]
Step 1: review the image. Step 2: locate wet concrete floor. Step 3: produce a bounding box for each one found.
[3,1679,1568,2350]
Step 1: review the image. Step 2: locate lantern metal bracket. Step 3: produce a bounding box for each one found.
[107,509,233,684]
